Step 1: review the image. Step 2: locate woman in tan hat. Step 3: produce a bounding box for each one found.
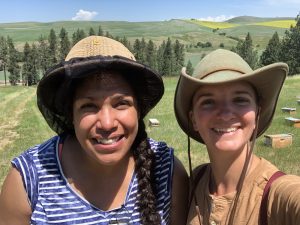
[174,49,300,225]
[0,36,188,225]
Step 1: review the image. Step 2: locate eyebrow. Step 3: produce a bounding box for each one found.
[76,93,133,100]
[234,90,255,97]
[194,90,254,99]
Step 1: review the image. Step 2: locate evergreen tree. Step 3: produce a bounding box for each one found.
[0,36,8,85]
[157,41,166,75]
[233,32,258,69]
[140,38,147,64]
[48,29,58,66]
[22,42,31,85]
[89,27,96,36]
[22,42,39,86]
[173,39,185,75]
[105,31,113,39]
[72,29,86,45]
[161,38,173,76]
[186,60,194,75]
[133,39,143,62]
[146,40,157,70]
[98,25,104,36]
[279,13,300,75]
[37,35,51,76]
[59,27,71,61]
[260,32,281,66]
[7,36,20,85]
[30,43,39,84]
[120,36,132,52]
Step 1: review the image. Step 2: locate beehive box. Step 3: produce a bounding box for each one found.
[285,117,300,128]
[297,99,300,105]
[264,134,293,148]
[148,118,160,127]
[281,107,296,115]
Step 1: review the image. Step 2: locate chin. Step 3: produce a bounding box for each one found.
[214,141,245,153]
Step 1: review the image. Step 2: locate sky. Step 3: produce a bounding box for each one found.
[0,0,299,23]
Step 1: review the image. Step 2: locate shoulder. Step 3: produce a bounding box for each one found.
[12,136,59,166]
[268,174,300,223]
[270,174,300,197]
[148,138,174,159]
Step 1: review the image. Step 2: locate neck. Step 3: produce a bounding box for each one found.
[64,135,135,178]
[208,144,259,196]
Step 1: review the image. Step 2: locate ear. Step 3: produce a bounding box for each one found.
[189,110,198,132]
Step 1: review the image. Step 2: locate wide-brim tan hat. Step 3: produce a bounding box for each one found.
[174,49,288,144]
[37,36,164,134]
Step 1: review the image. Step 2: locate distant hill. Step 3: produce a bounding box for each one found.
[226,16,294,24]
[0,16,296,67]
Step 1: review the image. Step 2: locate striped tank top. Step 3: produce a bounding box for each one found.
[12,135,174,224]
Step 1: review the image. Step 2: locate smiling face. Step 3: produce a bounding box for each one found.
[189,81,257,155]
[72,72,139,166]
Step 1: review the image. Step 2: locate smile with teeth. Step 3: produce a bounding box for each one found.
[213,127,238,133]
[94,136,123,145]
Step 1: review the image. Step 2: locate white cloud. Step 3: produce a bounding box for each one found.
[72,9,98,21]
[198,15,235,22]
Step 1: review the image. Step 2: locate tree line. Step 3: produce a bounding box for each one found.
[0,26,188,86]
[231,13,300,74]
[0,13,299,86]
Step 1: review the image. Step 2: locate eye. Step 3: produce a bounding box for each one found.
[233,96,251,106]
[114,99,133,109]
[79,103,97,111]
[200,99,215,109]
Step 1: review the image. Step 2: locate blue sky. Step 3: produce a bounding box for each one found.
[0,0,299,23]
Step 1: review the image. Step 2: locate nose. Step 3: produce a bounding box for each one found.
[216,102,235,121]
[95,108,117,131]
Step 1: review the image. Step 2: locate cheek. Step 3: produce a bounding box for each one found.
[190,109,209,132]
[73,114,96,133]
[243,110,257,130]
[120,110,139,130]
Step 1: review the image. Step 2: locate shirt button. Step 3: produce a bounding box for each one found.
[210,221,217,225]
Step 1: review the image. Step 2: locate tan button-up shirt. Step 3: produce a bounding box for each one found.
[187,158,300,225]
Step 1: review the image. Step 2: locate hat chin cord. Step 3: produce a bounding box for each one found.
[187,131,202,223]
[226,106,261,225]
[188,106,261,225]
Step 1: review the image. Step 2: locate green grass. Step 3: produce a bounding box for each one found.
[186,19,238,29]
[0,75,299,188]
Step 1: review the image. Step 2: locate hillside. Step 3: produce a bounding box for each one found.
[0,16,294,46]
[226,16,294,24]
[0,16,296,69]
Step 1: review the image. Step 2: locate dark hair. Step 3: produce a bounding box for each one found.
[132,119,161,224]
[63,71,161,223]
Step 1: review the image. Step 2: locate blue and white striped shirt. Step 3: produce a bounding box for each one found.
[12,136,174,224]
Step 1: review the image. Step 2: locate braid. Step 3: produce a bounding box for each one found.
[132,119,161,225]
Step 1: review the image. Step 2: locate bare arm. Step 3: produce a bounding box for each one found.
[0,167,31,225]
[170,156,189,225]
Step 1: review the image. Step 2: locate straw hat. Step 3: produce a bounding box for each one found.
[174,49,288,144]
[37,36,164,134]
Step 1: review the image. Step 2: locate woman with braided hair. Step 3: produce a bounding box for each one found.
[0,36,188,224]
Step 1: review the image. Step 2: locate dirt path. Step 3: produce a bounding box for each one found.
[0,88,36,152]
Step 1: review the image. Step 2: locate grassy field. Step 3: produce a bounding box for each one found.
[187,20,238,29]
[0,75,300,188]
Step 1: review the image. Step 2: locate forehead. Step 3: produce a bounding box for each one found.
[75,71,134,96]
[193,81,256,97]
